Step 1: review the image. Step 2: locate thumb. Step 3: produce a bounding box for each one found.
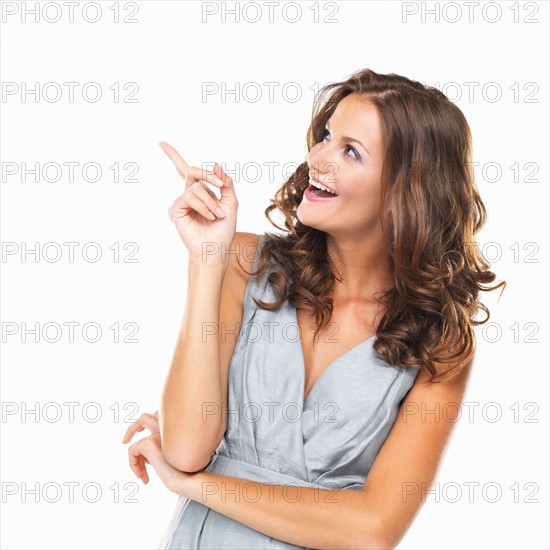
[213,163,238,204]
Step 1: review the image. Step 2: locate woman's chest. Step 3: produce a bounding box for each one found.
[296,302,384,401]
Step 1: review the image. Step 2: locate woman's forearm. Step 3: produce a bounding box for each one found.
[179,471,380,550]
[160,260,227,472]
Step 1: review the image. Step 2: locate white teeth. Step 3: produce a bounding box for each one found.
[309,178,338,195]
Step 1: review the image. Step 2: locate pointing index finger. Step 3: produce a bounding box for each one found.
[159,141,190,179]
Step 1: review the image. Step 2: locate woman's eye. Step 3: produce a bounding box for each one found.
[344,145,359,160]
[322,128,360,160]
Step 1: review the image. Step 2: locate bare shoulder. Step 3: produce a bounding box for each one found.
[412,351,474,387]
[227,231,262,284]
[220,231,262,319]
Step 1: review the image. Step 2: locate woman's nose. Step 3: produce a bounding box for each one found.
[307,144,334,179]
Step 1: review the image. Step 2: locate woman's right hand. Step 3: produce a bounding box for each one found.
[160,141,239,265]
[121,410,160,445]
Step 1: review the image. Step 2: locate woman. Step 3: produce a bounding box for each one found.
[123,68,506,549]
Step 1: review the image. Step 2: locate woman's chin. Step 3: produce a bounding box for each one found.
[296,205,323,230]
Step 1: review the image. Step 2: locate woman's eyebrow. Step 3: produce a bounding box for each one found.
[326,120,371,156]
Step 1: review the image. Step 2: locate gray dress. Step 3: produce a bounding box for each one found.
[159,232,420,550]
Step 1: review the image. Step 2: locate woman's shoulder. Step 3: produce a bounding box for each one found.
[230,232,262,279]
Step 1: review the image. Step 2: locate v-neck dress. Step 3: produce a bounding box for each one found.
[159,232,420,550]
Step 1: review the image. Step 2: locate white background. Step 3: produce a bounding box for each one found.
[1,1,548,549]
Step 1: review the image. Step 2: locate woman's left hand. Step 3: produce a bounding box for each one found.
[126,432,197,495]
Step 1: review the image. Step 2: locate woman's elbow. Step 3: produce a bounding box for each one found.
[162,441,213,473]
[356,515,397,550]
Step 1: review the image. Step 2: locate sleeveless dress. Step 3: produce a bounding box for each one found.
[159,232,420,550]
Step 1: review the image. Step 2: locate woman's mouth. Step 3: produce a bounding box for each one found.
[305,179,339,201]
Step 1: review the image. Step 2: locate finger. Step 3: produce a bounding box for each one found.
[121,421,145,444]
[213,163,237,202]
[170,185,217,221]
[140,456,150,484]
[202,185,218,201]
[158,141,224,190]
[159,142,191,180]
[121,413,159,444]
[185,188,219,221]
[128,442,145,479]
[139,455,149,483]
[189,182,225,219]
[136,413,160,434]
[187,165,225,189]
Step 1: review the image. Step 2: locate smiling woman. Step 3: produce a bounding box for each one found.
[126,68,507,550]
[263,70,506,383]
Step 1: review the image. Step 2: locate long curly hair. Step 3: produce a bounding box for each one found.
[243,68,506,383]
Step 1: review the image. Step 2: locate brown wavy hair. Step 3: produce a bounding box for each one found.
[243,68,506,383]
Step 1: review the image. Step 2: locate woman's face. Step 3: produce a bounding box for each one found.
[298,93,385,237]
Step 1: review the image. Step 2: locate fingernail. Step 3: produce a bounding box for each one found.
[214,176,224,186]
[215,207,225,218]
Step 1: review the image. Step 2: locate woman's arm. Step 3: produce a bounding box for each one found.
[173,356,473,549]
[160,232,259,473]
[363,356,473,548]
[182,472,377,549]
